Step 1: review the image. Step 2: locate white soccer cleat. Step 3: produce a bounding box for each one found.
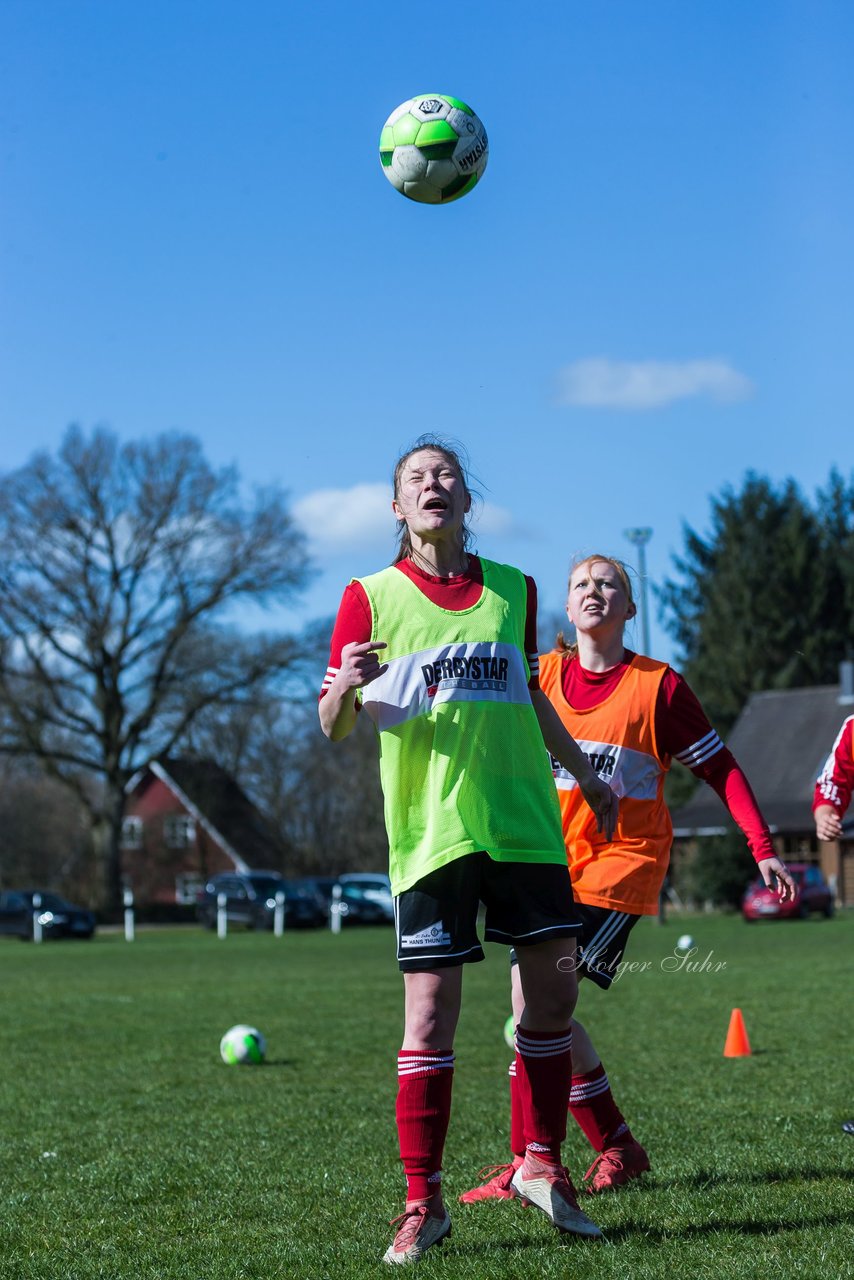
[511,1153,603,1238]
[383,1201,451,1264]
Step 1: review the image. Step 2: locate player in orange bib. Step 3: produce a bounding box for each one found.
[460,553,795,1201]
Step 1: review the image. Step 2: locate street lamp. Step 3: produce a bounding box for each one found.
[624,527,653,655]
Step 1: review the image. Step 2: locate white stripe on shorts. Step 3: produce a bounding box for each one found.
[580,910,629,968]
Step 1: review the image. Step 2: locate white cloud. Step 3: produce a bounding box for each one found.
[556,357,755,410]
[293,483,393,552]
[471,501,518,536]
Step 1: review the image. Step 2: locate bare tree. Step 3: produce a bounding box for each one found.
[0,761,91,896]
[183,694,389,876]
[284,709,388,873]
[0,426,311,908]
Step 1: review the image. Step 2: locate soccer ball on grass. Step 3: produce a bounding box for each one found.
[379,94,488,203]
[220,1024,267,1065]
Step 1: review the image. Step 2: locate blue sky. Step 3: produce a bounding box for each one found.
[2,1,852,663]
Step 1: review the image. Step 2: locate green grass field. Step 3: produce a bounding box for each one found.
[2,912,852,1279]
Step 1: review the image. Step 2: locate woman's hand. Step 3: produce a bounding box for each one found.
[337,639,388,690]
[757,856,796,903]
[579,772,619,841]
[319,641,387,741]
[814,804,843,842]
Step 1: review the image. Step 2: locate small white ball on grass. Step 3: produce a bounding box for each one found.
[676,934,695,950]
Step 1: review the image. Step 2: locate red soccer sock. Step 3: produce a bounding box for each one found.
[508,1058,525,1159]
[395,1049,455,1203]
[569,1064,631,1152]
[515,1026,573,1166]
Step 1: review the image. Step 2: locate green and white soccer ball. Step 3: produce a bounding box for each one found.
[220,1024,266,1065]
[379,94,488,203]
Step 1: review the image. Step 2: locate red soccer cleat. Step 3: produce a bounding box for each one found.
[583,1138,650,1193]
[458,1158,524,1203]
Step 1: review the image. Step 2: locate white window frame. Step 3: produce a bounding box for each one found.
[174,873,205,905]
[163,814,196,849]
[121,816,144,849]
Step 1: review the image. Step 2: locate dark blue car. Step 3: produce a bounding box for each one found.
[0,890,96,940]
[196,871,327,930]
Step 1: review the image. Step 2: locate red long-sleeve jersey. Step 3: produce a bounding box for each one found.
[813,716,854,816]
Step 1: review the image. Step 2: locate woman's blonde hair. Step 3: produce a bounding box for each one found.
[555,553,636,656]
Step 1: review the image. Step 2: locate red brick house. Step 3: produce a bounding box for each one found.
[121,758,285,905]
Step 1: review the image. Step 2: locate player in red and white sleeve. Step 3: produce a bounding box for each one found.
[813,716,854,841]
[319,439,619,1261]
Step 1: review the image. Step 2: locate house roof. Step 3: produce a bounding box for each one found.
[672,681,854,836]
[127,757,285,872]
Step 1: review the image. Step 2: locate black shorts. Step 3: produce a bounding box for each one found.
[394,852,581,973]
[511,903,641,991]
[573,903,642,989]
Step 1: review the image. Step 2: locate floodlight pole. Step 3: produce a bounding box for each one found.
[624,527,653,655]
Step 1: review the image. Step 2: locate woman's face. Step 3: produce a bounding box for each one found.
[392,449,470,539]
[567,559,635,634]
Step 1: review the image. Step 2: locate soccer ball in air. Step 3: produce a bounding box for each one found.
[676,934,695,951]
[220,1024,267,1065]
[379,94,488,203]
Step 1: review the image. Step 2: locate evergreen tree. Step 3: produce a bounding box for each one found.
[658,471,851,736]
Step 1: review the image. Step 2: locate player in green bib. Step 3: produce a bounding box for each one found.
[320,436,618,1263]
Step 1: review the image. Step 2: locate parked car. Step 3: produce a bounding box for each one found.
[295,876,339,911]
[0,890,96,940]
[197,872,325,931]
[295,876,391,926]
[279,879,328,928]
[338,872,394,923]
[336,881,391,925]
[742,862,834,922]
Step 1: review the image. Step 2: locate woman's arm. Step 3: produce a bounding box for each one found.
[319,640,387,741]
[530,688,618,839]
[318,582,385,741]
[813,717,854,829]
[658,671,795,901]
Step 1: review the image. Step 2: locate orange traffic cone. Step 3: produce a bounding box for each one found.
[723,1008,752,1057]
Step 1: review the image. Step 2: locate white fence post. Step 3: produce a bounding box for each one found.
[32,892,43,944]
[330,883,342,935]
[217,891,228,939]
[273,890,286,937]
[123,888,135,942]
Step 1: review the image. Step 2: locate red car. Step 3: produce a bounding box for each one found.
[742,862,834,921]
